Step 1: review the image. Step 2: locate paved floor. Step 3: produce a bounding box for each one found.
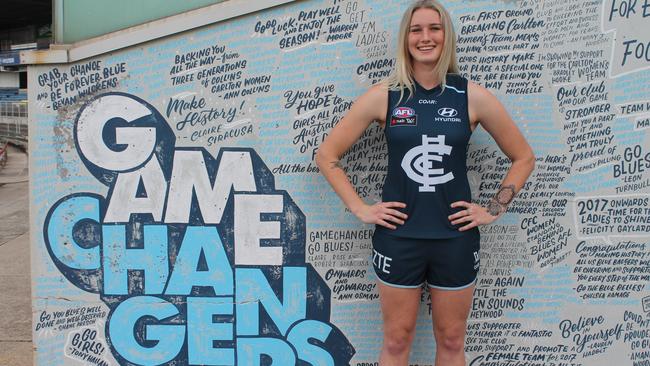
[0,145,33,366]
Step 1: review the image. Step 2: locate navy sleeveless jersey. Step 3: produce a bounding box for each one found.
[376,74,474,238]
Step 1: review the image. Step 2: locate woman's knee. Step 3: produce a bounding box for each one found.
[384,326,416,355]
[435,327,466,353]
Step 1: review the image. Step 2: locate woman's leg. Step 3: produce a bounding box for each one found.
[429,285,474,366]
[378,282,422,366]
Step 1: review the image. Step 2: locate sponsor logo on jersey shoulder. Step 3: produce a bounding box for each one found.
[435,107,462,122]
[391,107,417,127]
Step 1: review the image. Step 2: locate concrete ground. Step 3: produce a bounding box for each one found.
[0,144,32,366]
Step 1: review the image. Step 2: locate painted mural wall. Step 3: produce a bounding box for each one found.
[29,0,650,365]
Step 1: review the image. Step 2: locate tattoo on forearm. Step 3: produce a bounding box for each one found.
[488,184,517,217]
[329,160,344,170]
[495,185,516,205]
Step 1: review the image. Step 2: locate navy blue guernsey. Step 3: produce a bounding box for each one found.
[377,74,474,238]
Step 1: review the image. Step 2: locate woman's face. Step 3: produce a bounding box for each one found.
[407,8,445,67]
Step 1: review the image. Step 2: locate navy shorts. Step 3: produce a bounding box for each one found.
[371,229,480,290]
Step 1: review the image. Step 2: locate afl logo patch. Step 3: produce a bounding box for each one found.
[391,107,417,127]
[437,107,458,117]
[393,107,415,118]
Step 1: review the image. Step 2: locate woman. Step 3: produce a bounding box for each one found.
[316,0,535,365]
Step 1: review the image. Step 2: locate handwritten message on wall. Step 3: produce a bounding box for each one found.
[29,0,649,365]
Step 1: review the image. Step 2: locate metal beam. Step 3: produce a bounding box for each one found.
[22,0,297,65]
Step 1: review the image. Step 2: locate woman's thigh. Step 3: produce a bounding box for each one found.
[429,285,474,337]
[378,282,422,333]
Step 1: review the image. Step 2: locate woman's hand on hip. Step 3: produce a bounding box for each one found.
[448,201,498,231]
[354,202,407,230]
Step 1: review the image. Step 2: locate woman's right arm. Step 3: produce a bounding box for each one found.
[315,84,408,230]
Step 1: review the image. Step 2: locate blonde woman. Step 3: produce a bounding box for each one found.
[316,0,534,365]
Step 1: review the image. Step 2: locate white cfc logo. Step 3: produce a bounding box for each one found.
[401,135,454,192]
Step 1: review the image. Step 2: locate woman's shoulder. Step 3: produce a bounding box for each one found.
[466,78,502,118]
[369,82,389,93]
[344,83,389,123]
[466,78,494,101]
[362,82,389,102]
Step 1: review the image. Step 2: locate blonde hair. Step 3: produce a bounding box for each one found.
[383,0,459,103]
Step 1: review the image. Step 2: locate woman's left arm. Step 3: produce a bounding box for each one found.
[449,81,536,231]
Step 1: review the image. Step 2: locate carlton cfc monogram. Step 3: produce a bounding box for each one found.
[401,134,454,192]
